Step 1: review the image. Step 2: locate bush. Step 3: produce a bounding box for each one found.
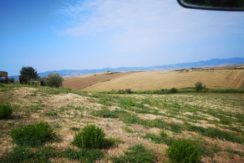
[0,103,13,119]
[73,125,105,149]
[160,88,178,94]
[40,77,47,86]
[170,88,178,93]
[113,144,155,163]
[46,73,63,88]
[195,82,206,92]
[167,139,201,163]
[118,89,133,94]
[0,146,33,163]
[11,122,55,147]
[64,148,103,162]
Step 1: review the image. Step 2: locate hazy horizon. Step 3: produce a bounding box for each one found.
[1,0,244,75]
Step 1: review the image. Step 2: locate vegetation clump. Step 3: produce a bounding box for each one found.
[167,139,201,163]
[19,67,39,84]
[64,148,103,162]
[46,73,64,88]
[11,122,55,147]
[0,103,13,119]
[113,144,155,163]
[73,125,106,149]
[195,82,206,92]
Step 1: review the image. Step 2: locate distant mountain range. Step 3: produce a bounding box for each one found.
[9,57,244,79]
[37,57,244,77]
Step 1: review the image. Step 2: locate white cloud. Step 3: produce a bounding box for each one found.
[60,0,244,53]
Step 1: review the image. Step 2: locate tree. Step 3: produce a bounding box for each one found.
[19,67,39,84]
[46,73,63,88]
[195,82,206,92]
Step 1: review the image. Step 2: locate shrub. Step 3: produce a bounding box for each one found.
[170,88,178,93]
[0,146,33,163]
[195,82,206,92]
[40,77,47,86]
[64,148,103,162]
[92,109,119,118]
[113,144,155,163]
[168,139,201,163]
[46,73,63,88]
[0,146,59,162]
[160,88,178,94]
[11,122,55,147]
[118,89,133,94]
[0,103,13,119]
[73,125,105,149]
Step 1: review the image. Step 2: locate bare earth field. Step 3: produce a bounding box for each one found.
[63,69,244,92]
[0,85,244,162]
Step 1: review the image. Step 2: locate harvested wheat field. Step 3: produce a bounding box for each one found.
[63,69,244,92]
[0,84,244,162]
[63,72,137,90]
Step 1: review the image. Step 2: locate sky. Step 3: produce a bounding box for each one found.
[1,0,244,75]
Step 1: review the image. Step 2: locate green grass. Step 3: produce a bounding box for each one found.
[91,109,119,118]
[144,131,173,145]
[0,146,103,163]
[186,124,244,144]
[167,139,202,163]
[112,144,155,163]
[0,103,13,119]
[45,111,58,117]
[11,122,56,147]
[0,146,59,163]
[63,148,103,162]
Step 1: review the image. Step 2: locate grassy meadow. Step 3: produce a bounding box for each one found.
[0,84,244,162]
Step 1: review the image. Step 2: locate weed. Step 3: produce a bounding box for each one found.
[0,103,13,119]
[113,144,155,163]
[64,148,103,162]
[0,146,34,163]
[168,139,201,163]
[92,109,119,118]
[11,122,55,147]
[144,131,173,145]
[73,125,112,149]
[186,124,244,144]
[45,111,58,117]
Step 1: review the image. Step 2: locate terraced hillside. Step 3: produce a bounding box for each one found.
[0,84,244,162]
[63,69,244,92]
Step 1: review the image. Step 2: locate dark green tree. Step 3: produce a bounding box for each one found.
[19,67,39,84]
[195,82,206,92]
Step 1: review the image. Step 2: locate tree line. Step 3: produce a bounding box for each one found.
[0,67,63,88]
[19,67,63,88]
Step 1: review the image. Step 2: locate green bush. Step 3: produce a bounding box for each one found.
[0,103,13,119]
[64,148,103,162]
[170,88,178,93]
[11,122,55,147]
[168,139,201,163]
[46,73,63,88]
[73,125,105,149]
[0,146,33,163]
[195,82,206,92]
[0,146,59,162]
[113,144,155,163]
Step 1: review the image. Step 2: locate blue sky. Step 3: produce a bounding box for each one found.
[1,0,244,75]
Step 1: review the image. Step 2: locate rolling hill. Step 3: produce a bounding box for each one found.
[39,57,244,77]
[63,69,244,91]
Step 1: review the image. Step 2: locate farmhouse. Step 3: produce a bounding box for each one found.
[0,71,8,79]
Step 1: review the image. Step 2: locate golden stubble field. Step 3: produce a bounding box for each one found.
[0,85,244,162]
[63,69,244,92]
